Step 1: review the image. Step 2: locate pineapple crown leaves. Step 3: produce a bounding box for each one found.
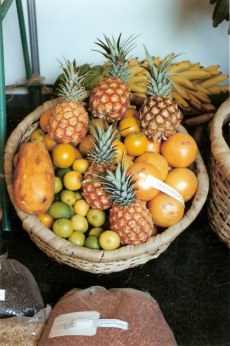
[88,122,120,164]
[93,33,139,82]
[98,159,136,206]
[143,46,182,97]
[56,58,88,102]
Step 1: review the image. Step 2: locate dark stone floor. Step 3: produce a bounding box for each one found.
[1,92,230,346]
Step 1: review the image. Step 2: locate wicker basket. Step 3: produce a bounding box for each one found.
[4,99,209,274]
[208,97,230,247]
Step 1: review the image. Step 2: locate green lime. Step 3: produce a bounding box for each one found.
[53,218,73,238]
[74,190,83,200]
[55,167,72,180]
[84,235,100,249]
[48,201,73,219]
[54,176,63,194]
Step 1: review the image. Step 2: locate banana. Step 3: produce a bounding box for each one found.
[129,75,148,85]
[172,75,197,90]
[129,65,147,76]
[189,89,211,103]
[181,70,212,80]
[168,61,193,73]
[203,65,221,75]
[128,57,139,67]
[199,74,228,88]
[129,83,147,94]
[187,92,202,110]
[172,91,192,111]
[207,85,230,94]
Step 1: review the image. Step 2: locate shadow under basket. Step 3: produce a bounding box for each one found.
[208,97,230,247]
[4,99,209,274]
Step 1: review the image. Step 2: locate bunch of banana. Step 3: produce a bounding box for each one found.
[127,55,229,123]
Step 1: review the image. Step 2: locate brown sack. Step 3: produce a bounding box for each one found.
[39,286,177,346]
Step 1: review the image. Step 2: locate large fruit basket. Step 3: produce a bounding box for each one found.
[4,99,209,274]
[208,97,230,247]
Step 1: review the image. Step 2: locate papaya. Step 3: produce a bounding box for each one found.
[13,141,55,214]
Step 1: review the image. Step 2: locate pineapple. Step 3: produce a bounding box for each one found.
[89,33,136,123]
[82,122,119,210]
[138,48,182,142]
[99,161,156,245]
[48,59,89,145]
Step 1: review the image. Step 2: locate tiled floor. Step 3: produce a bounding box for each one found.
[1,92,230,345]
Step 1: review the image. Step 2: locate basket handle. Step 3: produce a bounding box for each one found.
[210,97,230,180]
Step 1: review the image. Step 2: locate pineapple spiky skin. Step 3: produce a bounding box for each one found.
[48,101,89,145]
[89,33,137,123]
[89,77,130,123]
[82,123,119,210]
[110,200,156,245]
[138,48,182,142]
[99,161,156,245]
[82,164,114,210]
[48,59,89,145]
[139,95,182,142]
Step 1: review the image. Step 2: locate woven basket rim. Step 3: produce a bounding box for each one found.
[209,97,230,180]
[4,99,209,271]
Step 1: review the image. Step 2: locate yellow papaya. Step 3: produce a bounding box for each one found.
[13,141,55,214]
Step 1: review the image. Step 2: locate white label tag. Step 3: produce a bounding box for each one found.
[139,173,185,206]
[49,311,100,337]
[49,311,128,338]
[0,289,6,301]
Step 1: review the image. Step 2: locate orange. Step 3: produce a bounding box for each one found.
[74,147,83,159]
[161,133,198,168]
[99,230,121,251]
[30,128,45,141]
[37,213,54,229]
[78,134,95,156]
[118,117,140,137]
[63,171,82,190]
[43,133,57,151]
[148,192,185,227]
[72,158,89,174]
[39,109,52,132]
[164,168,198,202]
[52,143,76,168]
[146,139,161,154]
[113,140,127,163]
[127,162,162,201]
[135,152,169,181]
[123,108,139,118]
[124,132,148,156]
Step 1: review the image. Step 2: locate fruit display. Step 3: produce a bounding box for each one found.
[11,34,208,259]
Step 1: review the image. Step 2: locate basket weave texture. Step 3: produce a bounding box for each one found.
[4,99,209,274]
[208,97,230,247]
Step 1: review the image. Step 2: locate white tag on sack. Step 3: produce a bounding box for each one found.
[0,289,6,301]
[139,173,185,206]
[49,311,128,338]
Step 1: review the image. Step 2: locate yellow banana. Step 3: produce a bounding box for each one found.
[129,75,148,85]
[172,91,192,111]
[169,61,195,73]
[207,85,230,94]
[128,57,139,67]
[199,74,228,88]
[129,65,146,76]
[196,84,211,95]
[189,89,211,103]
[203,65,220,75]
[172,75,197,90]
[173,85,191,101]
[181,70,212,80]
[187,92,202,110]
[129,84,147,94]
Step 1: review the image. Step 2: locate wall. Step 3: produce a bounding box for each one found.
[3,0,229,92]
